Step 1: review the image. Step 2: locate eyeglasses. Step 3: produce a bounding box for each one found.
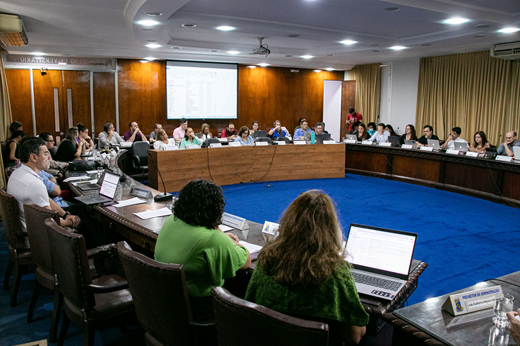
[46,140,55,143]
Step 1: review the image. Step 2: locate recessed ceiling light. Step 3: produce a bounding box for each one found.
[171,46,182,49]
[443,17,469,25]
[325,68,334,71]
[58,62,67,65]
[473,34,487,38]
[384,7,401,11]
[145,43,161,48]
[390,46,407,50]
[340,40,357,45]
[136,20,160,26]
[284,55,293,57]
[139,60,149,63]
[146,12,162,17]
[247,66,256,69]
[31,52,45,55]
[144,57,156,61]
[182,23,196,28]
[258,63,270,67]
[301,55,313,59]
[227,51,240,54]
[421,43,432,46]
[314,70,322,73]
[498,27,520,33]
[475,24,490,28]
[216,26,235,31]
[287,34,300,38]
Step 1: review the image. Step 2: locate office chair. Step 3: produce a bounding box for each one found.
[275,137,291,144]
[254,137,272,144]
[204,138,221,147]
[132,141,149,181]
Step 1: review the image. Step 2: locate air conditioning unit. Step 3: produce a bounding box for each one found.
[490,41,520,60]
[0,13,28,46]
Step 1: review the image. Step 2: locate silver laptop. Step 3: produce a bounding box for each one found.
[345,224,417,300]
[427,139,440,150]
[74,171,120,205]
[346,134,357,140]
[514,146,520,162]
[404,139,417,149]
[454,142,469,152]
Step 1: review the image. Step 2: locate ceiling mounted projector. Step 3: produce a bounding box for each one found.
[251,37,270,57]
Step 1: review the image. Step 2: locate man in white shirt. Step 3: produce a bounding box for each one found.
[441,127,468,150]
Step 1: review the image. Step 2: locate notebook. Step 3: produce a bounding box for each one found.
[345,224,417,300]
[74,171,120,205]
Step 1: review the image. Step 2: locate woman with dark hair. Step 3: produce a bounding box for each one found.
[469,131,491,154]
[9,121,22,134]
[55,127,84,162]
[368,123,390,143]
[399,124,418,144]
[155,179,251,320]
[367,122,377,136]
[245,190,368,345]
[384,124,398,136]
[77,123,94,152]
[268,120,289,139]
[180,127,203,149]
[250,121,260,135]
[356,123,369,141]
[235,126,254,145]
[2,130,26,166]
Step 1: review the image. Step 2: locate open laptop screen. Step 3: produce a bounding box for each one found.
[345,224,417,279]
[99,172,119,199]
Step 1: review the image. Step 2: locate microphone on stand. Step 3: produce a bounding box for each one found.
[148,151,173,202]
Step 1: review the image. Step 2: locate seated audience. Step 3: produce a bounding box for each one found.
[399,124,418,145]
[417,125,440,147]
[149,123,162,143]
[98,122,124,147]
[385,124,398,136]
[55,127,84,162]
[124,121,145,142]
[468,131,491,154]
[356,123,369,141]
[250,121,260,135]
[153,129,176,150]
[155,179,251,321]
[268,120,290,139]
[221,123,238,140]
[9,121,23,134]
[38,132,68,177]
[497,131,520,157]
[347,108,363,133]
[234,126,254,145]
[77,123,94,152]
[367,122,377,136]
[3,130,25,167]
[507,310,520,345]
[369,123,390,143]
[200,123,213,142]
[245,190,368,345]
[294,119,312,140]
[314,122,325,135]
[173,119,188,141]
[180,127,203,149]
[441,127,468,150]
[294,118,305,135]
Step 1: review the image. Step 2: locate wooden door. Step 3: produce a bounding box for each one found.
[93,72,116,136]
[340,80,356,139]
[5,69,33,137]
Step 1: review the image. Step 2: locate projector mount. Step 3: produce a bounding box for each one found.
[251,37,270,57]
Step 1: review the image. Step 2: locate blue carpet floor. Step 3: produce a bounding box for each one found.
[221,174,520,305]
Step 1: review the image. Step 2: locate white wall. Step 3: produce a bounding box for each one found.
[323,80,342,141]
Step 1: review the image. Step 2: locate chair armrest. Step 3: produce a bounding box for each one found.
[88,280,129,293]
[132,155,141,168]
[86,243,117,259]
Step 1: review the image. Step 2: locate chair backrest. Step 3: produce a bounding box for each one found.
[275,137,291,143]
[211,287,329,346]
[204,138,221,147]
[132,141,149,166]
[0,187,25,250]
[24,204,60,273]
[50,146,58,159]
[254,137,272,144]
[4,166,16,182]
[45,218,94,311]
[117,241,195,345]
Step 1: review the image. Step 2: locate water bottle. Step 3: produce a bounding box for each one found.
[311,131,315,144]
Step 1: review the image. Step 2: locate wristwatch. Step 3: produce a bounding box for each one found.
[62,212,70,219]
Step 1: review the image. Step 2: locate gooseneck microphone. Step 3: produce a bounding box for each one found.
[148,151,173,202]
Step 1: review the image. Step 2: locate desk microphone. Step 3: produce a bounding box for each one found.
[147,152,173,202]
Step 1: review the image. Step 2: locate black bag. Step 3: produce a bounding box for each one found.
[68,160,99,171]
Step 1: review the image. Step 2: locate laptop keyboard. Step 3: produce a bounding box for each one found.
[351,272,402,292]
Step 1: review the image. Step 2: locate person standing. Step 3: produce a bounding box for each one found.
[347,108,363,133]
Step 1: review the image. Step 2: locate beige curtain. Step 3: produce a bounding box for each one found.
[416,51,520,145]
[0,49,13,188]
[347,63,381,124]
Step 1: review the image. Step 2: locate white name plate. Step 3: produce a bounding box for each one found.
[401,144,413,149]
[361,140,373,145]
[222,212,249,231]
[442,285,502,316]
[379,142,391,147]
[209,143,222,148]
[344,139,356,144]
[466,151,479,157]
[446,149,460,155]
[255,141,269,146]
[293,141,307,145]
[323,140,336,145]
[420,146,434,152]
[218,138,228,142]
[164,145,177,151]
[496,155,513,162]
[262,221,280,241]
[186,144,200,149]
[228,142,241,147]
[274,141,286,145]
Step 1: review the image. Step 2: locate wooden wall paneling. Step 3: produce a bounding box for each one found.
[63,70,91,130]
[341,81,356,139]
[32,69,65,137]
[5,69,33,137]
[392,155,441,183]
[93,72,116,136]
[443,162,498,195]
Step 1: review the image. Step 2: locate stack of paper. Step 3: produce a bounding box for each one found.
[219,225,234,232]
[114,197,147,208]
[239,241,263,254]
[134,207,172,220]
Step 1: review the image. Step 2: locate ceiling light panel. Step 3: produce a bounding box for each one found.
[390,46,407,50]
[443,17,469,25]
[498,27,520,33]
[145,43,161,48]
[216,26,235,31]
[301,55,313,59]
[137,20,160,26]
[340,40,357,45]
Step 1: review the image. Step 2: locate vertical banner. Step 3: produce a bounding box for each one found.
[323,80,342,141]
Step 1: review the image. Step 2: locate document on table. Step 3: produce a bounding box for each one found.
[63,176,89,182]
[114,197,147,208]
[134,207,172,220]
[71,179,98,186]
[86,170,101,174]
[219,225,234,232]
[239,241,263,254]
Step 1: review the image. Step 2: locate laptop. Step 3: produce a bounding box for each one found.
[427,139,441,150]
[404,139,417,149]
[514,146,520,163]
[388,136,400,147]
[484,148,497,159]
[315,133,331,144]
[454,142,469,152]
[76,171,106,191]
[252,130,267,139]
[74,171,120,205]
[344,224,417,300]
[345,134,357,141]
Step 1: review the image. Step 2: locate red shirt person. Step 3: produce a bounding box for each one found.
[347,108,363,133]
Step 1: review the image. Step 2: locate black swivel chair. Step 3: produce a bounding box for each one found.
[254,137,272,144]
[275,137,291,144]
[204,138,221,148]
[132,141,149,182]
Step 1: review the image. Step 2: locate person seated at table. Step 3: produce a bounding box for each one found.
[234,126,254,145]
[221,122,238,140]
[98,122,124,147]
[199,123,213,142]
[245,190,369,346]
[9,121,23,135]
[385,124,398,137]
[351,121,361,134]
[314,122,325,135]
[440,127,468,150]
[468,131,491,154]
[149,123,162,143]
[268,120,290,139]
[77,123,94,153]
[507,309,520,345]
[367,122,377,136]
[416,125,439,147]
[250,121,260,135]
[153,129,176,150]
[294,119,312,140]
[356,123,369,141]
[347,108,363,133]
[368,123,390,144]
[38,132,68,178]
[55,127,84,162]
[497,131,520,157]
[123,121,146,142]
[2,130,25,167]
[173,119,188,142]
[180,127,203,149]
[155,179,251,321]
[399,124,418,145]
[294,118,305,135]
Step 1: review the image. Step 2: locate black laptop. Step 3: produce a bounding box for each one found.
[252,130,267,138]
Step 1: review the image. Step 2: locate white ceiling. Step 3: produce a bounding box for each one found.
[1,0,520,70]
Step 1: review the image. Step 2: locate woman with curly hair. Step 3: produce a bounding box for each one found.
[155,179,251,321]
[245,190,368,345]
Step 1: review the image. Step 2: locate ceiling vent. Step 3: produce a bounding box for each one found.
[0,13,28,46]
[490,41,520,60]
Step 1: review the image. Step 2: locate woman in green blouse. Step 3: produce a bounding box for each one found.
[180,127,202,149]
[245,190,369,345]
